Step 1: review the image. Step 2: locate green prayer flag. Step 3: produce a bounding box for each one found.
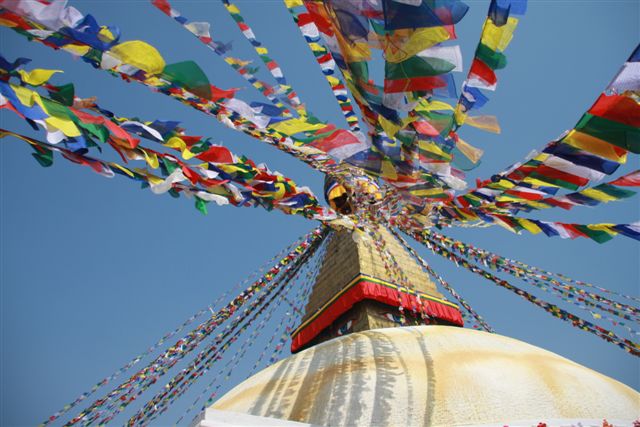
[594,183,636,200]
[31,148,53,167]
[475,44,507,70]
[162,61,212,100]
[195,197,209,215]
[161,157,179,174]
[575,114,640,154]
[574,225,615,244]
[48,83,75,106]
[386,55,455,80]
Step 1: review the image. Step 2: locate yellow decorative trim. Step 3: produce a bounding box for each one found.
[292,273,458,337]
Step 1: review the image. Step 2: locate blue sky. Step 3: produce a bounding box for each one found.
[1,0,638,425]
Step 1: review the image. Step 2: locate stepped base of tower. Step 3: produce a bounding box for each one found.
[205,326,639,427]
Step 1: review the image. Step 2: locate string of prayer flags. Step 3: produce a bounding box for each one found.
[38,236,305,426]
[282,0,361,131]
[124,228,327,427]
[221,0,304,112]
[425,229,640,306]
[0,65,331,219]
[150,0,294,116]
[454,0,527,127]
[453,171,638,214]
[402,225,640,356]
[425,231,640,331]
[390,228,494,333]
[64,227,327,426]
[435,206,640,243]
[448,49,639,217]
[0,1,338,174]
[176,244,323,426]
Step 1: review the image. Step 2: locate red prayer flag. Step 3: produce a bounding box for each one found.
[469,58,497,86]
[197,145,234,163]
[609,170,640,187]
[588,94,640,127]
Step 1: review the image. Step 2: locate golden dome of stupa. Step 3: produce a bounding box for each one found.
[211,326,639,426]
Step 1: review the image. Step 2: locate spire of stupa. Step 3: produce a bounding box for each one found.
[291,227,463,352]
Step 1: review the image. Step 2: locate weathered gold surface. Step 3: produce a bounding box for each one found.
[212,326,639,427]
[303,228,442,324]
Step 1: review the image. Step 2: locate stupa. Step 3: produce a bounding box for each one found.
[194,228,639,426]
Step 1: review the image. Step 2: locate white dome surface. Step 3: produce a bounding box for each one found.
[211,326,639,426]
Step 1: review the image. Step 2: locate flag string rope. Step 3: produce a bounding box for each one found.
[0,6,335,173]
[423,232,639,336]
[389,227,494,333]
[281,0,361,131]
[426,230,640,318]
[220,0,305,113]
[150,0,295,116]
[38,232,304,426]
[63,227,326,426]
[400,225,640,357]
[128,226,328,426]
[175,239,324,426]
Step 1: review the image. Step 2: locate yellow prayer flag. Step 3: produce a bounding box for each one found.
[480,17,519,52]
[11,84,41,108]
[453,107,467,126]
[411,187,447,198]
[327,76,340,86]
[110,163,135,177]
[587,223,618,234]
[284,0,304,7]
[140,149,160,169]
[224,57,251,67]
[225,4,240,14]
[518,218,542,235]
[532,152,550,163]
[562,130,628,163]
[166,136,196,159]
[418,141,451,162]
[378,115,402,139]
[380,159,398,180]
[109,41,165,75]
[426,100,455,112]
[255,47,269,56]
[496,194,524,203]
[383,27,450,63]
[456,137,484,164]
[98,26,118,43]
[17,69,62,86]
[45,116,82,137]
[269,118,325,135]
[217,164,248,175]
[580,188,618,202]
[62,44,91,56]
[465,115,501,134]
[308,43,325,53]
